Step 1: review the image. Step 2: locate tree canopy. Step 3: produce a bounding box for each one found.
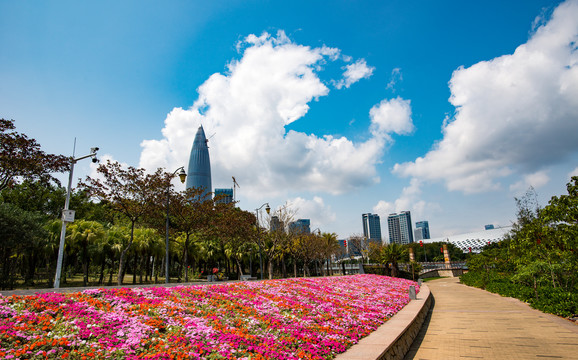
[0,118,69,191]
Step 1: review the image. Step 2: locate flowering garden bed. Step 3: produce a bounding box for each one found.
[0,274,418,359]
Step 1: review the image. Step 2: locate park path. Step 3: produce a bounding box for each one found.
[404,277,578,359]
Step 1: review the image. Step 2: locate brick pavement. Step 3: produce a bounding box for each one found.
[404,277,578,360]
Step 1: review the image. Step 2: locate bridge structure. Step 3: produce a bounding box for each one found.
[329,261,468,278]
[417,261,468,278]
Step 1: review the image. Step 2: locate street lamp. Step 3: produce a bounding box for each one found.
[165,167,187,284]
[255,203,270,280]
[54,147,99,288]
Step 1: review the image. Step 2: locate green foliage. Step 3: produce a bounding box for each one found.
[0,118,69,192]
[407,241,466,262]
[0,202,48,289]
[462,177,578,318]
[379,243,407,277]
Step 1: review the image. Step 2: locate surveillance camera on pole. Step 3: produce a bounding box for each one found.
[53,146,99,289]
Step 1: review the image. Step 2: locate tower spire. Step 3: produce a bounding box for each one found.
[186,125,212,201]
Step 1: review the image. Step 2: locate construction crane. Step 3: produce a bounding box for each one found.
[232,176,240,203]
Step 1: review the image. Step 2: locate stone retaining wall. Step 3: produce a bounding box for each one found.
[335,284,432,360]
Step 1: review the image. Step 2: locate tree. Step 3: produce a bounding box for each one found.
[347,234,367,262]
[66,220,106,286]
[0,118,69,192]
[215,205,256,279]
[81,160,167,285]
[0,203,47,289]
[379,243,407,277]
[265,203,299,279]
[320,232,339,275]
[368,241,385,263]
[169,187,214,282]
[462,178,578,317]
[518,177,578,291]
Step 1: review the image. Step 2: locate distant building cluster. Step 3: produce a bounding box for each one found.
[187,125,313,235]
[357,211,432,248]
[268,216,311,235]
[187,126,506,253]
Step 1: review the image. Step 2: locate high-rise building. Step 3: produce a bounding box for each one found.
[214,188,233,204]
[415,221,430,240]
[362,213,382,245]
[270,215,284,233]
[186,125,212,201]
[288,219,310,234]
[387,211,414,245]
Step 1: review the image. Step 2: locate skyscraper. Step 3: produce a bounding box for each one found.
[288,219,310,234]
[387,211,414,245]
[415,221,430,240]
[270,216,284,233]
[186,125,212,200]
[214,188,233,204]
[362,213,382,245]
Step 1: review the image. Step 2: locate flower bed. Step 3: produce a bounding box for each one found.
[0,274,417,359]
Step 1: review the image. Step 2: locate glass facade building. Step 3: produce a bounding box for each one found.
[362,213,382,245]
[415,220,430,240]
[387,211,414,245]
[288,219,310,234]
[214,188,233,204]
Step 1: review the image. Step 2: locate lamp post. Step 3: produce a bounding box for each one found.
[54,147,99,289]
[255,203,270,280]
[165,167,187,284]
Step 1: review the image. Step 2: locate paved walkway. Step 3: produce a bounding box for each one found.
[405,277,578,359]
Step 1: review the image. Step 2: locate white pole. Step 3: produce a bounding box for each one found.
[54,160,75,288]
[53,149,98,288]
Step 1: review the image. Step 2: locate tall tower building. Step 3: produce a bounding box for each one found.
[387,211,414,245]
[362,213,382,245]
[186,125,212,200]
[415,221,430,240]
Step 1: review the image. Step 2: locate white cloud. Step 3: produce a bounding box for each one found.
[369,97,414,136]
[569,167,578,178]
[386,68,402,90]
[334,59,375,89]
[373,178,440,221]
[394,0,578,194]
[509,170,550,194]
[286,196,336,230]
[140,31,411,198]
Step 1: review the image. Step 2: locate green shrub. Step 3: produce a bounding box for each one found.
[529,287,578,318]
[461,270,577,318]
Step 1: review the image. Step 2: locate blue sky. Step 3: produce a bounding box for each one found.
[2,0,577,240]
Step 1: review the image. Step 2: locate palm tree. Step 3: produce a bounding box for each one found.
[66,220,106,286]
[321,232,339,276]
[104,226,129,285]
[380,243,408,277]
